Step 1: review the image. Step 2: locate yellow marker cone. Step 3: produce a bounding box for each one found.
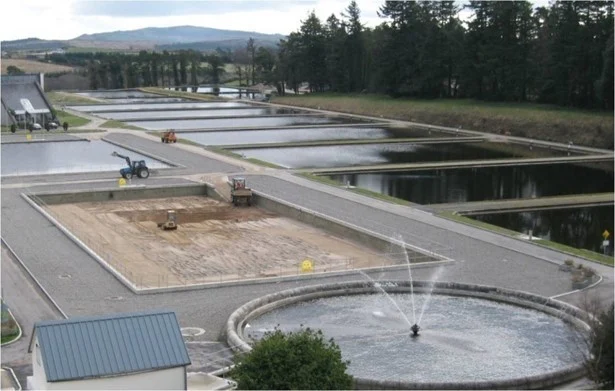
[301,259,313,273]
[118,178,126,187]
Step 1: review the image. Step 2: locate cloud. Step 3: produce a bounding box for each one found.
[72,0,317,17]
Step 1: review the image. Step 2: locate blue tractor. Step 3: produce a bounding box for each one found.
[111,151,150,179]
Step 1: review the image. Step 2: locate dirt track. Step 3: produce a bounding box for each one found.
[46,196,396,288]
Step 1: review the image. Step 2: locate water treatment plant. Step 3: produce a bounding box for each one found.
[1,86,613,390]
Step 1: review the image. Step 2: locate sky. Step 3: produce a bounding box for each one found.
[1,0,386,41]
[1,0,549,42]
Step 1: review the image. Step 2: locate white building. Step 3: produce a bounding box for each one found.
[27,310,191,390]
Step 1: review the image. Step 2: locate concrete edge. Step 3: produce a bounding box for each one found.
[0,306,22,347]
[251,189,454,261]
[20,192,141,294]
[550,274,604,299]
[133,259,453,294]
[225,280,591,390]
[0,238,67,319]
[0,137,89,145]
[101,136,186,169]
[1,366,22,391]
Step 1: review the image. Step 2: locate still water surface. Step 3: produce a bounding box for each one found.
[471,206,614,254]
[330,164,614,204]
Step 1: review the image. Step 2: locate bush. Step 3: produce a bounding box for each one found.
[62,121,69,131]
[586,305,614,389]
[231,327,353,390]
[565,259,575,267]
[10,124,16,133]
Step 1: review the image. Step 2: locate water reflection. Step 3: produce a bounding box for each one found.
[471,206,614,254]
[131,116,350,130]
[238,143,523,169]
[330,164,614,204]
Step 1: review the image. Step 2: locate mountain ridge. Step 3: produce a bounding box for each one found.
[2,25,285,51]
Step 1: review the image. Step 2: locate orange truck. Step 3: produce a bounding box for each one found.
[161,130,177,143]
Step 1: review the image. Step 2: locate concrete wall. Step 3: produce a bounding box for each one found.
[252,192,443,262]
[226,280,590,390]
[32,184,211,205]
[34,365,185,390]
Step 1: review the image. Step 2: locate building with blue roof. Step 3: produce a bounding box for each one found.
[26,310,191,390]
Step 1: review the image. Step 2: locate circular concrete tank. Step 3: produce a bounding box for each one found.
[227,280,590,390]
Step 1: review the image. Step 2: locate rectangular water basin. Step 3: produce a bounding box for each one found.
[470,205,614,255]
[234,142,527,169]
[97,98,191,104]
[68,102,255,112]
[328,164,614,204]
[179,127,414,146]
[130,116,360,130]
[75,91,163,99]
[1,140,171,177]
[100,108,302,121]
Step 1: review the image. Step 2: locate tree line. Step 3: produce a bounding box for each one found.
[274,0,613,109]
[50,50,229,90]
[62,0,613,109]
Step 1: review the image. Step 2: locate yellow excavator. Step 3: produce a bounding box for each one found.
[157,210,178,230]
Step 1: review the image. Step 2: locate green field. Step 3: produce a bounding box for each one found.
[139,87,219,101]
[47,91,101,105]
[100,120,144,130]
[1,302,20,345]
[56,110,91,127]
[273,94,614,149]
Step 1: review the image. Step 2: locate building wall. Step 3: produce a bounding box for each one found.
[44,367,186,391]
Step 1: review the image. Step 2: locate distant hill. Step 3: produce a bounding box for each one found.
[1,38,68,51]
[74,25,284,45]
[2,26,286,52]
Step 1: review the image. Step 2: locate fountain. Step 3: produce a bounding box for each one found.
[227,237,591,389]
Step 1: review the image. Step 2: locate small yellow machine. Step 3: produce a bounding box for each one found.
[158,210,178,230]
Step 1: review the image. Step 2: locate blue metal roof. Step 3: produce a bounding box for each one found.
[32,310,191,382]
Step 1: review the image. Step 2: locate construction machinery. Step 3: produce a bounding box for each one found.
[230,177,252,207]
[111,151,150,179]
[157,210,178,230]
[161,130,177,143]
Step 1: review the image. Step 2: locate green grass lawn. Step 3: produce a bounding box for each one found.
[1,303,20,345]
[273,93,613,149]
[47,91,101,105]
[56,110,91,127]
[100,120,144,130]
[139,87,219,101]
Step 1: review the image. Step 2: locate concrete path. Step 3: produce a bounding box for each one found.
[429,192,615,214]
[1,246,63,387]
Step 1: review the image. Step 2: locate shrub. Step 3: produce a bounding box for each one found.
[586,305,614,389]
[565,259,575,267]
[231,327,353,390]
